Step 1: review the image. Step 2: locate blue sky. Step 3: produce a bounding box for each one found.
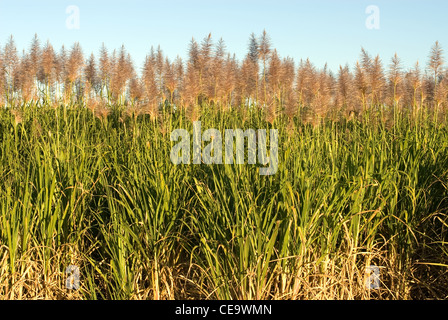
[0,0,447,75]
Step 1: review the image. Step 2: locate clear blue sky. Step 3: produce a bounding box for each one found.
[0,0,447,75]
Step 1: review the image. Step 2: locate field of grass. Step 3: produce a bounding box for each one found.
[0,101,447,300]
[0,32,448,300]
